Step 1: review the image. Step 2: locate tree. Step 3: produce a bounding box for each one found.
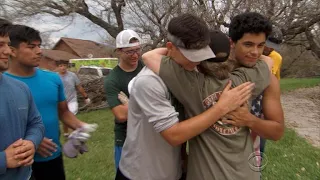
[2,0,320,59]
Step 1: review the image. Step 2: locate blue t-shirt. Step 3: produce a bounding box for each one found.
[0,74,44,179]
[5,69,66,162]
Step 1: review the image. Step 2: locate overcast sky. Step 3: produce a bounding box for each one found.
[19,14,111,47]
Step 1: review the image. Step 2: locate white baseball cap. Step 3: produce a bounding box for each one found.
[167,32,215,62]
[116,29,141,48]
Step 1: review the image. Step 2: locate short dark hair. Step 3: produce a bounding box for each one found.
[56,60,69,65]
[9,24,42,48]
[129,37,139,43]
[168,13,210,49]
[0,18,12,37]
[229,12,272,42]
[117,37,139,51]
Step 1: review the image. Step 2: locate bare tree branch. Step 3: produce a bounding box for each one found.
[1,0,319,56]
[305,27,320,59]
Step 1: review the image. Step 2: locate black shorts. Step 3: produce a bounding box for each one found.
[31,155,66,180]
[115,168,187,180]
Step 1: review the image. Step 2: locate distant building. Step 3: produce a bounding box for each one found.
[53,37,114,58]
[40,37,115,71]
[40,49,79,71]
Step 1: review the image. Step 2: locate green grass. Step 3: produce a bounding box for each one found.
[280,77,320,92]
[262,128,320,180]
[63,110,116,180]
[62,78,320,180]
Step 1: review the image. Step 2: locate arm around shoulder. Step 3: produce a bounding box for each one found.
[231,60,271,98]
[142,48,168,75]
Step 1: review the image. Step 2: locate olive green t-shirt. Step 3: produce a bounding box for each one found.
[159,56,270,180]
[104,61,144,146]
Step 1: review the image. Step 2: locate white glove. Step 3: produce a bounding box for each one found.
[82,123,98,133]
[84,98,91,104]
[68,123,98,143]
[118,91,129,105]
[68,130,90,143]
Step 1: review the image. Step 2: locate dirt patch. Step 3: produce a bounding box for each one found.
[281,86,320,147]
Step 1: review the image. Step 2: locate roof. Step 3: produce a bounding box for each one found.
[42,49,79,61]
[53,37,113,58]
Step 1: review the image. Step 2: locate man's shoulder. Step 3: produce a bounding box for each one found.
[270,51,282,60]
[66,71,79,81]
[133,67,167,91]
[271,50,281,56]
[105,66,121,80]
[67,71,77,76]
[3,74,29,88]
[110,65,121,73]
[136,67,159,79]
[2,74,31,95]
[104,71,117,85]
[36,69,63,87]
[37,68,60,79]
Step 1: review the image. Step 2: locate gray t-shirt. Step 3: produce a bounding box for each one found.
[159,57,270,180]
[59,71,80,103]
[119,67,182,180]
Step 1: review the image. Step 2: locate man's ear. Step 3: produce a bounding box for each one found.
[229,38,235,49]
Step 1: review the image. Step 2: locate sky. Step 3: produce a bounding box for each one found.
[11,0,218,48]
[19,14,111,47]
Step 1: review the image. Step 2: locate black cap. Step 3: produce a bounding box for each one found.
[207,30,230,62]
[266,25,283,51]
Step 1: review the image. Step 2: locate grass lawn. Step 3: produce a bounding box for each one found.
[63,110,116,180]
[261,77,320,180]
[63,78,320,180]
[262,128,320,180]
[280,77,320,92]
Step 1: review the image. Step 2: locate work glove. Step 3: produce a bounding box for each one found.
[63,123,98,158]
[118,91,129,105]
[84,98,91,104]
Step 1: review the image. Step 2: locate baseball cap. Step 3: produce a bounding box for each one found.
[266,26,283,52]
[206,30,230,62]
[116,29,141,48]
[167,32,216,62]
